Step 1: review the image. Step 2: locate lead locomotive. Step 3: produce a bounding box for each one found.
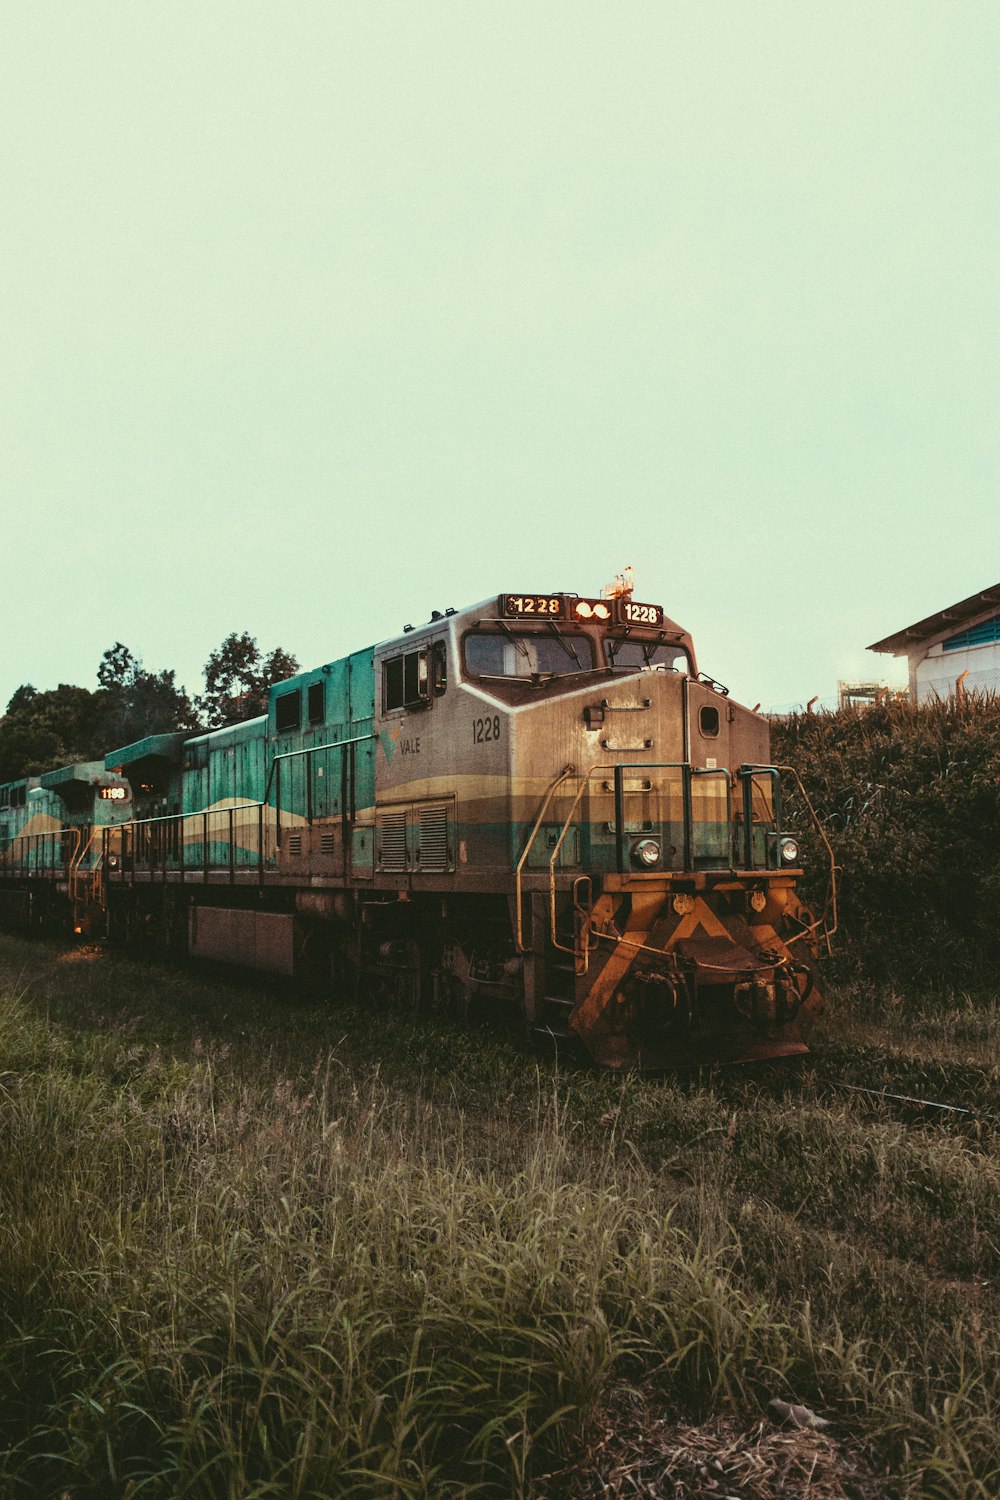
[0,583,832,1067]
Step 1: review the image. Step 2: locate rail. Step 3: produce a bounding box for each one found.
[754,764,837,947]
[69,826,97,909]
[546,763,619,972]
[263,732,375,848]
[514,764,576,953]
[0,826,80,880]
[102,802,268,888]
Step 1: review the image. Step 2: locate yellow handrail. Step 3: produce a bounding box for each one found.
[770,764,839,945]
[68,827,94,909]
[514,764,575,953]
[547,763,621,969]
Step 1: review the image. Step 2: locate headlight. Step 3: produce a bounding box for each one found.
[632,838,661,868]
[779,837,800,864]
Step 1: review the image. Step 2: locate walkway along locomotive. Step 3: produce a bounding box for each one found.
[0,588,834,1068]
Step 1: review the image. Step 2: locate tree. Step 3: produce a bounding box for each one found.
[0,683,105,781]
[96,642,196,748]
[5,684,37,716]
[197,633,300,728]
[0,648,197,782]
[97,643,139,693]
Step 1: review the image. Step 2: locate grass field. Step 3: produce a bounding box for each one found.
[1,936,998,1498]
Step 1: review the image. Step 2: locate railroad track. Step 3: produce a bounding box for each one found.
[821,1077,1000,1125]
[709,1055,1000,1131]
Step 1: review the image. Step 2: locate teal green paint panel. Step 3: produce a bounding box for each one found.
[264,648,376,821]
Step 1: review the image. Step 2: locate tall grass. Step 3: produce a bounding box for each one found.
[1,938,999,1495]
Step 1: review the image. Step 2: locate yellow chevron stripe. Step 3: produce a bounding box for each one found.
[571,890,663,1034]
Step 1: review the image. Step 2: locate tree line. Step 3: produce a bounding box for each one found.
[0,633,299,782]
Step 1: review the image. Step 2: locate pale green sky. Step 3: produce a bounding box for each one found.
[2,2,997,712]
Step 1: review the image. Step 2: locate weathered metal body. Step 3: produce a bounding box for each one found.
[0,592,829,1066]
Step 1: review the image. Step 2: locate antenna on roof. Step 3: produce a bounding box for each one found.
[601,565,634,600]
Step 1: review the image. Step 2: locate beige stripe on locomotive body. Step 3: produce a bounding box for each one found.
[1,811,64,843]
[375,770,725,820]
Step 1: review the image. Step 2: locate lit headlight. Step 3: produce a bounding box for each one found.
[779,837,800,864]
[632,838,661,868]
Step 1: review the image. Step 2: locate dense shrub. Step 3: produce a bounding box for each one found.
[773,696,1000,987]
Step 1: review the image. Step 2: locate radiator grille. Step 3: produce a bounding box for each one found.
[416,805,450,871]
[377,811,407,871]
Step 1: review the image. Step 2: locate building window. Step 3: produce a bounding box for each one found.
[307,682,324,724]
[383,650,428,711]
[276,690,301,732]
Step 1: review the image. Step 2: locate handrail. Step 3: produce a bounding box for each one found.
[572,876,593,975]
[690,765,732,871]
[546,762,618,962]
[769,763,839,945]
[262,732,375,806]
[514,764,575,953]
[69,826,96,907]
[263,731,375,851]
[0,825,80,880]
[113,802,263,829]
[103,802,268,888]
[547,774,590,957]
[613,761,690,873]
[739,765,782,870]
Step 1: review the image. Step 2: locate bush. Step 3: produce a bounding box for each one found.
[773,695,1000,987]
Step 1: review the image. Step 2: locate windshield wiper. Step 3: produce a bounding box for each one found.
[493,622,530,661]
[606,628,632,666]
[543,618,586,667]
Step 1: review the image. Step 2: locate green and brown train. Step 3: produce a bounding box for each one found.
[0,588,833,1067]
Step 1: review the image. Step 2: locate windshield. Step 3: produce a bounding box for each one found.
[604,639,688,672]
[465,631,594,678]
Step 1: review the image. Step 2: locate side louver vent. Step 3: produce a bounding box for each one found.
[377,811,407,872]
[287,831,302,857]
[320,831,336,856]
[416,805,450,871]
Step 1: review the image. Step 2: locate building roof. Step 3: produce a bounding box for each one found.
[868,583,1000,655]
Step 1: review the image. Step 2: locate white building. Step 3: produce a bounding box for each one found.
[868,583,1000,702]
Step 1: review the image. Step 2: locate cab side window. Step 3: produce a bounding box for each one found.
[431,642,447,697]
[383,650,428,711]
[276,690,301,732]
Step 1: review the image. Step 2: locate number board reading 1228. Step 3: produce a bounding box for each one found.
[616,600,664,626]
[501,594,566,618]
